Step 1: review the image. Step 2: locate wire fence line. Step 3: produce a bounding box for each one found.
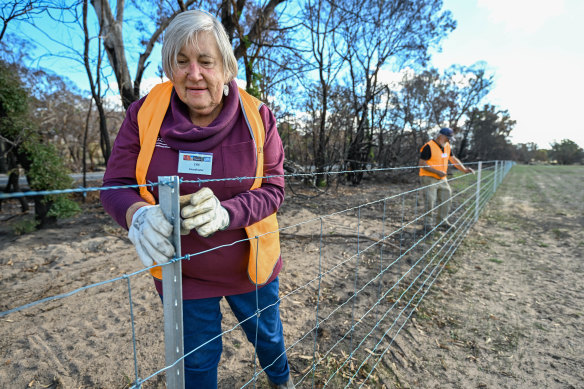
[0,161,497,200]
[0,160,513,388]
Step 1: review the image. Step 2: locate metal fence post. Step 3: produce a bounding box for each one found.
[158,176,185,389]
[475,161,482,222]
[493,161,499,194]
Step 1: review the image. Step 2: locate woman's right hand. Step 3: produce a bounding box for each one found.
[181,187,230,237]
[127,205,175,267]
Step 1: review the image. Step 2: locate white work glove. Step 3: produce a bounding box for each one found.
[181,187,230,238]
[179,194,194,235]
[128,205,175,267]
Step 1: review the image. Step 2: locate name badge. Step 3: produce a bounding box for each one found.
[441,153,448,158]
[178,151,213,175]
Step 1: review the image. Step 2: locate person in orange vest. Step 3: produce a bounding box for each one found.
[100,10,293,389]
[419,127,474,230]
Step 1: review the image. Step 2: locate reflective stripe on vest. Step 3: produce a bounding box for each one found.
[135,81,280,285]
[419,140,451,180]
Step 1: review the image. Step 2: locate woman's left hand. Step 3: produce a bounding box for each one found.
[181,187,230,237]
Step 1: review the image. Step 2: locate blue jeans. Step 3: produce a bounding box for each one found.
[164,278,290,388]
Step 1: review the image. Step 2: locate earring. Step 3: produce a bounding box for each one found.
[223,84,229,96]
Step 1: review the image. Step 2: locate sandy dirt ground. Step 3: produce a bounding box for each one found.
[0,165,582,388]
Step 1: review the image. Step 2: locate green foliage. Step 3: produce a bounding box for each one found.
[514,143,548,164]
[0,61,29,140]
[316,177,327,187]
[246,65,263,100]
[467,104,515,161]
[241,34,252,49]
[0,64,28,116]
[549,139,584,165]
[22,139,80,219]
[12,218,39,235]
[23,139,74,191]
[1,60,80,226]
[46,194,81,219]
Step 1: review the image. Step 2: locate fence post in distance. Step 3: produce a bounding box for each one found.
[475,161,482,223]
[494,161,498,192]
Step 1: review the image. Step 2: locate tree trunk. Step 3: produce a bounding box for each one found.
[1,171,29,213]
[85,0,111,163]
[90,0,136,109]
[32,195,57,228]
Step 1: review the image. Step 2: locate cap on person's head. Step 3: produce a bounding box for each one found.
[439,127,454,139]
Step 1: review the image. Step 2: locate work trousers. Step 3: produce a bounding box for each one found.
[164,277,290,388]
[420,176,452,227]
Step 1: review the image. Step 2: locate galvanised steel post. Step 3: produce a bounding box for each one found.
[475,161,482,222]
[158,176,185,389]
[494,161,498,193]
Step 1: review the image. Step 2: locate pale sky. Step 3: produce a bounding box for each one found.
[431,0,584,148]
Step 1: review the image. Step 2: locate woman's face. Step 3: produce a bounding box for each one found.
[172,31,227,126]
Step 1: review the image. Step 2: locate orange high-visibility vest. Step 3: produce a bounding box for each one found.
[135,81,280,285]
[419,140,451,180]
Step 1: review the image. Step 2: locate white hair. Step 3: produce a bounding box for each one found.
[161,10,238,82]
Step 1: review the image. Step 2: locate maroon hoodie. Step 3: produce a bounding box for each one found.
[101,80,285,299]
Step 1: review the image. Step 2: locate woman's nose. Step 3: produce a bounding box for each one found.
[186,62,202,80]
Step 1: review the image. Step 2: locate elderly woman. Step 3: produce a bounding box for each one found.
[100,10,293,389]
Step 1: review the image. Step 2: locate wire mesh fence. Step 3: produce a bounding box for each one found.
[0,161,513,388]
